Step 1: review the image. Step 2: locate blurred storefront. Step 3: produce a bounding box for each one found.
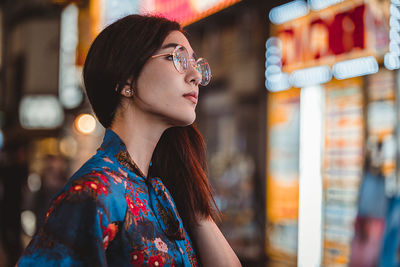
[265,0,400,266]
[0,0,278,266]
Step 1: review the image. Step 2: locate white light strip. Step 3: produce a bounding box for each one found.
[290,65,332,88]
[269,0,309,25]
[332,56,379,80]
[265,72,291,92]
[391,4,400,19]
[385,52,400,70]
[390,40,400,54]
[265,37,287,92]
[386,3,400,71]
[59,4,82,109]
[308,0,344,11]
[390,17,400,30]
[298,85,323,267]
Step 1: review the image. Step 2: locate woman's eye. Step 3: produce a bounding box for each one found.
[166,55,173,60]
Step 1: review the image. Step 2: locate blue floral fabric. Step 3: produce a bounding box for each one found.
[18,129,198,267]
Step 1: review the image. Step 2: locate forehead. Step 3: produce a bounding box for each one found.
[161,31,193,53]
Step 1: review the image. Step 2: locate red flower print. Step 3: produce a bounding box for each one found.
[88,181,98,190]
[72,184,83,192]
[186,244,198,266]
[53,192,66,206]
[129,250,144,266]
[45,209,51,220]
[103,156,113,164]
[44,192,66,221]
[126,195,140,216]
[154,237,168,253]
[148,255,164,267]
[118,167,128,178]
[135,197,148,213]
[83,181,102,195]
[98,183,108,195]
[102,223,119,249]
[69,179,109,197]
[89,171,108,184]
[103,168,124,184]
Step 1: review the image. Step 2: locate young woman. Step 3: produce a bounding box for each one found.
[18,14,241,267]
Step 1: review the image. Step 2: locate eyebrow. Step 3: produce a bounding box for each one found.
[160,42,198,60]
[161,43,179,49]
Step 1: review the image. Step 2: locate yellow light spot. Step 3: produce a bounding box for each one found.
[75,114,96,135]
[59,136,78,157]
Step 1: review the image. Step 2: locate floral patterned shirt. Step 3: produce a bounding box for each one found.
[18,129,198,267]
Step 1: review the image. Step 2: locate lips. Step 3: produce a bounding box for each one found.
[183,91,198,104]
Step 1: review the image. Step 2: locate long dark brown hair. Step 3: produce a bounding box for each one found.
[83,14,220,229]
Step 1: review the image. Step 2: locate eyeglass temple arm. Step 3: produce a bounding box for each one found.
[151,53,172,59]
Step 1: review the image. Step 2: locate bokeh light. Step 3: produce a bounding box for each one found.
[59,135,78,157]
[19,95,64,129]
[290,65,332,88]
[0,129,3,149]
[27,173,41,192]
[308,0,344,11]
[269,0,309,25]
[74,114,96,135]
[21,210,36,237]
[333,56,379,80]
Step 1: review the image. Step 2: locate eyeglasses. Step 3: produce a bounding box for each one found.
[151,45,211,86]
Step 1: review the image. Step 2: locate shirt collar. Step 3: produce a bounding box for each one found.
[100,128,147,179]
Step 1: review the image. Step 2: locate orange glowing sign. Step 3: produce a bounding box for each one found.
[76,0,240,65]
[149,0,241,26]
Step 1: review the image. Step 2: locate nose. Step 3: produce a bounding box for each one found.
[186,61,202,86]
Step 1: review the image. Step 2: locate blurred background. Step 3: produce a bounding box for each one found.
[0,0,399,266]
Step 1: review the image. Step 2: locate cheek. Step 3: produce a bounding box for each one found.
[136,76,176,112]
[138,68,181,101]
[138,63,178,93]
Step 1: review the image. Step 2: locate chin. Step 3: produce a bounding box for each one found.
[172,113,196,127]
[179,117,196,127]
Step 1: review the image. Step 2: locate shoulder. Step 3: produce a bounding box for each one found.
[45,157,131,223]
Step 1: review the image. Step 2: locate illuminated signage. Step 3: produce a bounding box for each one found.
[290,65,331,87]
[271,1,389,72]
[76,0,240,65]
[308,0,344,11]
[332,56,378,79]
[147,0,241,26]
[266,0,390,91]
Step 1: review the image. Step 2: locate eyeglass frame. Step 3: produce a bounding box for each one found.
[150,44,211,86]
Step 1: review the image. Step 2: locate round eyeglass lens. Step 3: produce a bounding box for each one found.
[196,58,211,86]
[173,46,189,73]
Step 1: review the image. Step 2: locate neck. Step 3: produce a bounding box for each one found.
[110,103,168,177]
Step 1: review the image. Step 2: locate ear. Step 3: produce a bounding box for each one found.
[117,79,135,97]
[120,84,133,97]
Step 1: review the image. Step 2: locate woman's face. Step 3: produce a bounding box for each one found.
[133,30,202,127]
